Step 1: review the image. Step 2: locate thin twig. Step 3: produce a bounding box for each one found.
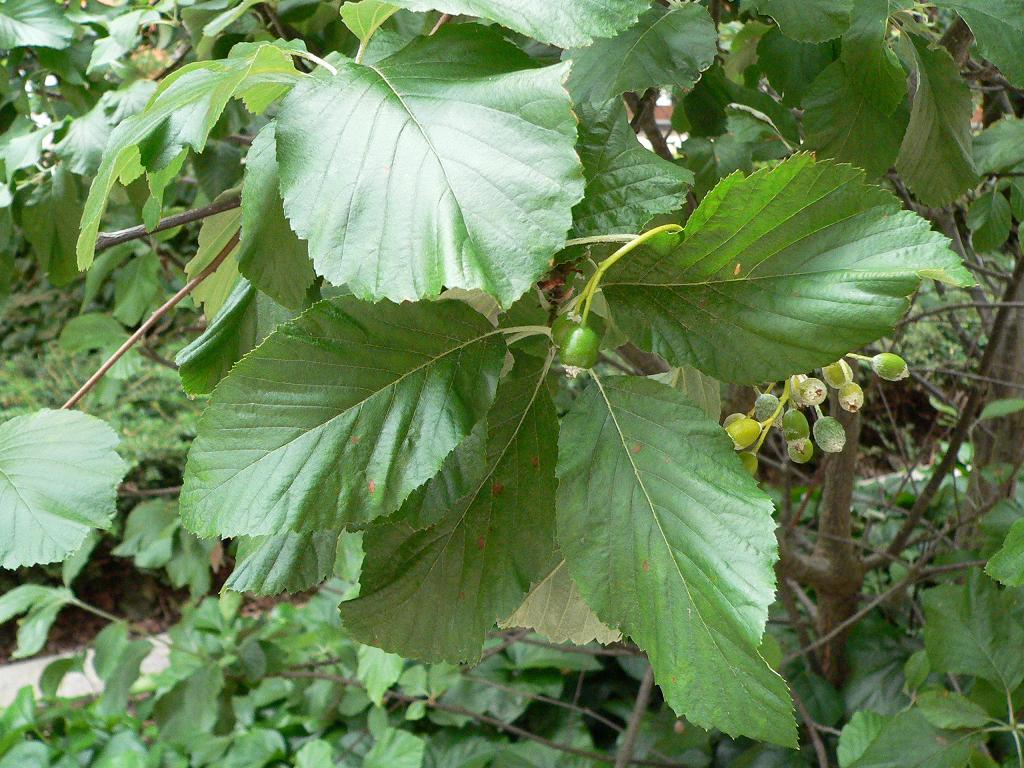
[95,196,241,253]
[62,231,240,410]
[615,664,655,768]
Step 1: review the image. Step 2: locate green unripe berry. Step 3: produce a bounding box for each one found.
[754,393,781,422]
[781,408,810,441]
[726,417,761,450]
[822,360,853,388]
[723,412,746,428]
[739,452,759,476]
[799,377,828,406]
[551,315,579,347]
[789,375,808,406]
[787,438,813,464]
[839,381,864,413]
[645,230,681,256]
[813,416,846,453]
[559,326,600,369]
[871,352,909,381]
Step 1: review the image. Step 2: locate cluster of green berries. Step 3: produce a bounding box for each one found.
[723,352,909,476]
[551,314,601,371]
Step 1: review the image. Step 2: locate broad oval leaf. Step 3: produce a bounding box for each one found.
[0,409,127,569]
[565,4,717,105]
[934,0,1024,87]
[556,375,796,745]
[603,154,973,383]
[384,0,650,48]
[340,353,558,663]
[180,296,506,538]
[275,25,583,308]
[0,0,73,49]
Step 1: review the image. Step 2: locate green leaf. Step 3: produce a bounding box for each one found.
[500,558,621,645]
[756,28,835,106]
[0,409,127,569]
[340,353,558,663]
[113,253,161,326]
[974,116,1024,174]
[966,190,1012,252]
[813,90,908,169]
[76,42,300,269]
[364,728,425,768]
[175,280,292,395]
[570,99,692,238]
[934,0,1024,87]
[0,0,73,49]
[21,166,82,287]
[358,645,405,706]
[555,375,795,745]
[922,575,1024,692]
[226,530,341,594]
[838,712,897,766]
[895,34,979,207]
[187,201,242,319]
[181,297,506,538]
[92,622,152,717]
[238,123,313,310]
[0,584,74,658]
[846,710,974,768]
[295,741,334,768]
[340,0,398,44]
[154,664,225,747]
[603,155,972,383]
[802,3,909,178]
[916,690,993,729]
[565,4,717,104]
[987,517,1024,586]
[751,0,853,42]
[383,0,649,47]
[275,25,583,308]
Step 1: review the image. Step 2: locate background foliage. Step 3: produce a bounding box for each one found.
[2,0,1024,766]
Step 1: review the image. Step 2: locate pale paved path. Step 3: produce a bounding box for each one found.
[0,636,170,706]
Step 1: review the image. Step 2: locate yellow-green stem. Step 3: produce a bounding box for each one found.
[579,224,683,324]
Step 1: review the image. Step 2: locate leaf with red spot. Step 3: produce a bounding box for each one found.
[341,353,559,663]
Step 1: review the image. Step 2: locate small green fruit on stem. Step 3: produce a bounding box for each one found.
[754,393,781,422]
[839,382,864,412]
[799,377,827,406]
[558,325,601,369]
[813,416,846,453]
[726,417,762,450]
[781,408,810,441]
[871,352,909,381]
[787,438,813,464]
[551,315,579,347]
[822,359,853,388]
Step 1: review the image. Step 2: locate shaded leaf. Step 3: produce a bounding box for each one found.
[565,4,716,104]
[934,0,1024,86]
[500,559,621,645]
[571,99,691,238]
[238,122,313,310]
[752,0,853,42]
[896,34,979,206]
[226,530,341,594]
[181,297,506,538]
[556,375,795,745]
[341,354,558,662]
